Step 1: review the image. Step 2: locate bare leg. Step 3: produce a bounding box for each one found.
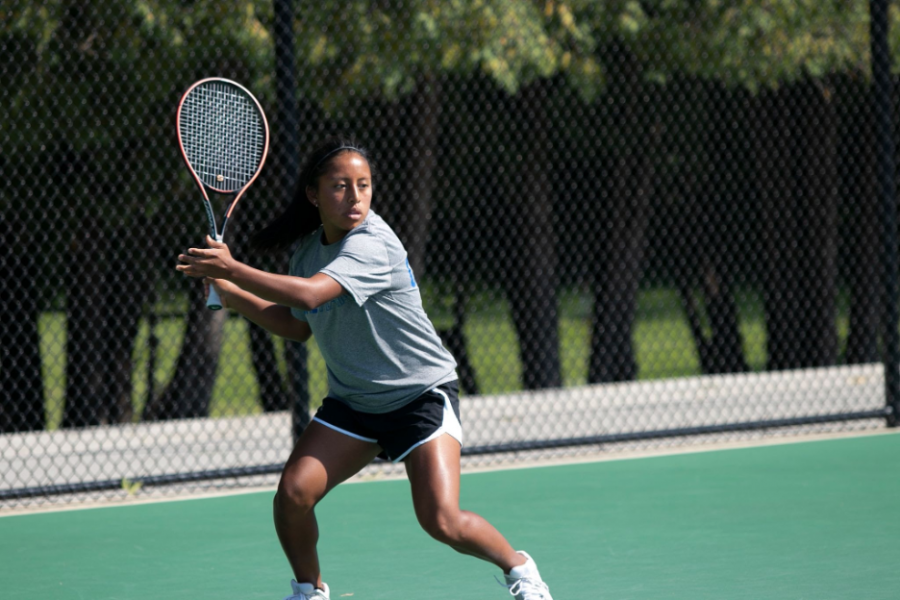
[405,433,526,573]
[274,421,382,588]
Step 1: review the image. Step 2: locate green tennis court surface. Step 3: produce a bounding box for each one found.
[2,432,898,599]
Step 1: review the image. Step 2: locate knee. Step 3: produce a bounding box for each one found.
[274,473,320,515]
[417,506,464,545]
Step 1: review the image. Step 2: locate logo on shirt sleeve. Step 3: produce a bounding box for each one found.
[305,295,350,316]
[405,258,417,288]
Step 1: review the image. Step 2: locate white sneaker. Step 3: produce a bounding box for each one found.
[500,552,553,600]
[283,580,330,600]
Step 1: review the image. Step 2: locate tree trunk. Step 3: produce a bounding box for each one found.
[224,208,290,413]
[438,289,479,395]
[504,79,562,390]
[248,322,289,412]
[62,141,157,426]
[286,340,310,442]
[697,263,747,373]
[796,80,840,366]
[842,77,881,364]
[588,43,658,384]
[678,258,748,375]
[97,213,155,424]
[433,80,480,396]
[398,75,442,280]
[143,277,227,420]
[0,215,45,432]
[676,82,748,375]
[675,199,748,375]
[756,81,839,370]
[755,88,795,370]
[63,215,107,428]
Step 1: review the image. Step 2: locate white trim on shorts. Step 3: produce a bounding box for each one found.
[312,416,378,444]
[392,387,464,463]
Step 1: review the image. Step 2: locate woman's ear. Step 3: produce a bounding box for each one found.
[306,186,318,208]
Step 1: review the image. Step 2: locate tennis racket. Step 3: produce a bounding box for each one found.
[176,77,270,310]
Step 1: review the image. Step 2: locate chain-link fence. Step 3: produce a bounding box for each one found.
[2,2,897,509]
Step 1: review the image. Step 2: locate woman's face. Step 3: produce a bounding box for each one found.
[307,151,373,244]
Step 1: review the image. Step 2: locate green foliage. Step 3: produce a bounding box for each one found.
[568,0,871,92]
[1,0,885,138]
[0,1,276,225]
[293,0,598,107]
[0,1,272,152]
[694,1,868,89]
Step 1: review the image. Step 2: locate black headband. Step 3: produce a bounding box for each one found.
[315,145,360,168]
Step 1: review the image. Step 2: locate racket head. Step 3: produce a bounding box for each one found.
[176,78,270,222]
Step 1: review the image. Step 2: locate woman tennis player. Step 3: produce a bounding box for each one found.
[176,138,554,600]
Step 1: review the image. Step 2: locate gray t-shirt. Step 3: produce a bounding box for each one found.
[289,211,458,413]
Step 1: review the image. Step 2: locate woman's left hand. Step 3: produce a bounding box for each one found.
[176,235,236,280]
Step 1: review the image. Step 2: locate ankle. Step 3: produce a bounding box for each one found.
[502,551,528,574]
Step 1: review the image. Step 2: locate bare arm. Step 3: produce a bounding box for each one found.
[176,236,344,340]
[226,262,344,311]
[211,279,312,342]
[177,235,345,309]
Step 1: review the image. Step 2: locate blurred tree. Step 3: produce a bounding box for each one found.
[0,214,45,432]
[668,1,868,370]
[693,1,867,370]
[588,39,661,383]
[571,0,871,374]
[0,1,275,424]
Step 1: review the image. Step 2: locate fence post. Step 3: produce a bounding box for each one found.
[871,0,899,427]
[273,0,308,442]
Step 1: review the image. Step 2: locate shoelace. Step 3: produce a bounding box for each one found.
[497,575,551,599]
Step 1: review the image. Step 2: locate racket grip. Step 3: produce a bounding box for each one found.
[206,233,224,311]
[206,285,223,311]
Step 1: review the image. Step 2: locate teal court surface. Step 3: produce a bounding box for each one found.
[2,431,898,599]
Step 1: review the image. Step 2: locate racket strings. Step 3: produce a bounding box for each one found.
[179,81,265,192]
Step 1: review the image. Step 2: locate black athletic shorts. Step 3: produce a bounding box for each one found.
[312,380,462,463]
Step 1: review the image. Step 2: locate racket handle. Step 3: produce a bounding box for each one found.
[206,285,223,311]
[206,233,224,311]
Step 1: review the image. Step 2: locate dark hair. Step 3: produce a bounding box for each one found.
[251,137,372,253]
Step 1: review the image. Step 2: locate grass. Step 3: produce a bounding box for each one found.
[36,286,842,430]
